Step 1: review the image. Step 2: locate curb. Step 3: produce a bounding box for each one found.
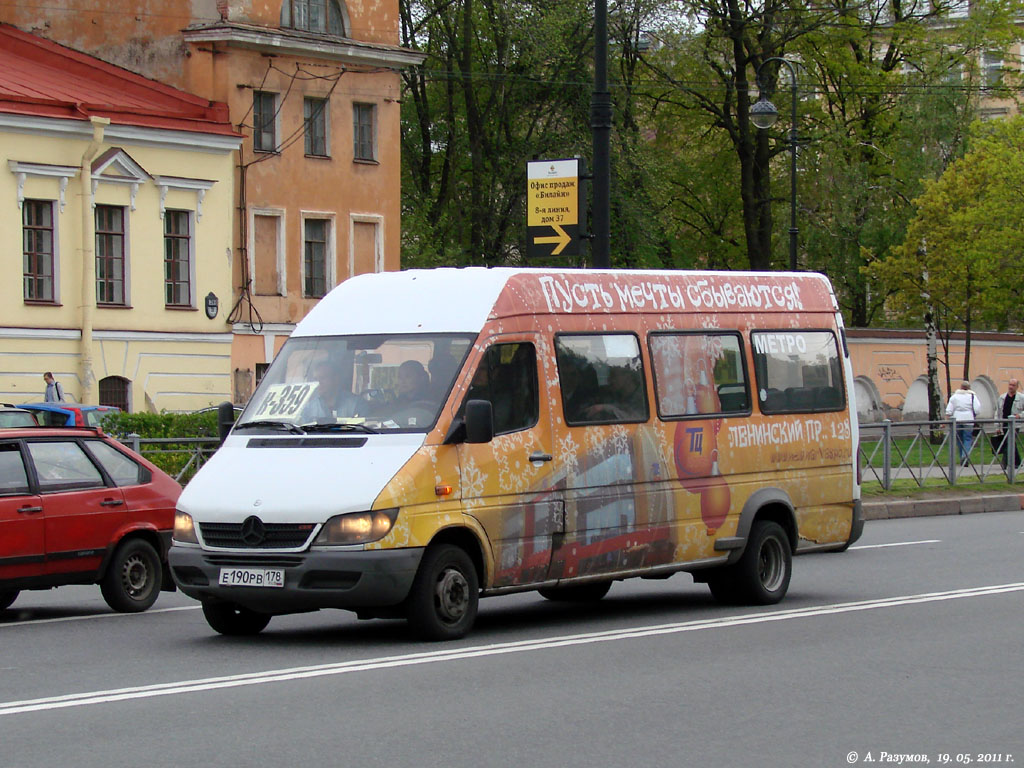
[862,493,1024,521]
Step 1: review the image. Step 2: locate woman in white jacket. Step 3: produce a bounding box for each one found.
[945,380,979,463]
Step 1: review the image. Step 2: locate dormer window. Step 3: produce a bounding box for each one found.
[281,0,345,35]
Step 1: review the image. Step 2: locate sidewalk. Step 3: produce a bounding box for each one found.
[862,488,1024,520]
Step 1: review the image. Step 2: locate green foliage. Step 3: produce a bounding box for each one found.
[102,411,222,482]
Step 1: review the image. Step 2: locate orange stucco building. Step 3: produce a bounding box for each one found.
[2,0,424,403]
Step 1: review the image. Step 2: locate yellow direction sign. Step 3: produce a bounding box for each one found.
[527,159,580,258]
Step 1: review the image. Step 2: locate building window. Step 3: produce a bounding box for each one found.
[304,97,329,157]
[304,218,329,298]
[95,205,126,306]
[253,91,277,153]
[99,376,130,411]
[353,103,376,161]
[982,52,1002,87]
[281,0,344,35]
[164,210,191,307]
[23,199,55,303]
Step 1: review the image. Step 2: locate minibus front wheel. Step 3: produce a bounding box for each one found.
[406,544,479,641]
[706,520,792,606]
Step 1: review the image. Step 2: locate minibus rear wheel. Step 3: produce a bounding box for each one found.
[202,600,272,636]
[0,590,18,610]
[537,581,612,602]
[406,544,479,641]
[707,520,791,606]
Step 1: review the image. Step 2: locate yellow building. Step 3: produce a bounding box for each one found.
[0,24,241,411]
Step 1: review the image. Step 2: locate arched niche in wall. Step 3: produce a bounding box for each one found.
[853,375,883,423]
[903,375,931,421]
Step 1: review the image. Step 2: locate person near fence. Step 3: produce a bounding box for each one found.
[996,378,1024,468]
[945,380,979,464]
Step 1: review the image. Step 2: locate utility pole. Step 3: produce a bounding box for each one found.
[590,0,611,268]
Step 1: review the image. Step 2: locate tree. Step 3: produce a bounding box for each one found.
[869,115,1024,399]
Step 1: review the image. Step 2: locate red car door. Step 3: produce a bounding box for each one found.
[24,439,126,575]
[0,441,45,581]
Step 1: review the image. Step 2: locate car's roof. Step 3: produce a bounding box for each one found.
[1,404,34,412]
[0,426,108,438]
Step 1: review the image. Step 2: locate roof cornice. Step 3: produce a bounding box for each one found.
[182,22,426,69]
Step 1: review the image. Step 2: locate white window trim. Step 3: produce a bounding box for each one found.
[8,161,79,213]
[300,210,337,297]
[92,149,149,212]
[153,176,215,222]
[248,207,287,296]
[348,213,384,278]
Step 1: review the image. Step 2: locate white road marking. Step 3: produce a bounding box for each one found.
[1,582,1022,718]
[850,539,941,550]
[0,605,200,629]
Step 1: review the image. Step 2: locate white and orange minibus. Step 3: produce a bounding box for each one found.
[170,268,862,639]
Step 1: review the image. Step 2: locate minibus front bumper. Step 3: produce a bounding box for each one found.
[168,545,425,614]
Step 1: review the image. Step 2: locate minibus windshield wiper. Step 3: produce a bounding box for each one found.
[299,421,379,434]
[234,420,306,435]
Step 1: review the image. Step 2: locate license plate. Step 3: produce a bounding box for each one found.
[218,567,285,588]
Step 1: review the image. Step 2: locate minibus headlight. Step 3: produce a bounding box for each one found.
[174,511,198,544]
[314,509,399,545]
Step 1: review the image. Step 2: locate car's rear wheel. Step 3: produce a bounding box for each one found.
[707,520,792,606]
[101,539,162,613]
[0,590,18,610]
[202,600,272,636]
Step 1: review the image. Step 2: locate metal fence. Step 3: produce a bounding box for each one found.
[118,435,222,484]
[859,417,1022,490]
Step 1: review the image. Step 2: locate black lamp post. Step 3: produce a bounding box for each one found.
[751,57,799,272]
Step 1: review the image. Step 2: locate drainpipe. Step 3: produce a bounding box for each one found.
[80,116,109,405]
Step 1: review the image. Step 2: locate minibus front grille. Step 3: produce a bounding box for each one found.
[204,554,306,568]
[199,522,316,549]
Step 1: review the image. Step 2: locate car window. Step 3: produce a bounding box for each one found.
[25,441,105,492]
[84,439,143,486]
[0,411,37,428]
[0,443,29,494]
[34,410,69,427]
[460,342,539,435]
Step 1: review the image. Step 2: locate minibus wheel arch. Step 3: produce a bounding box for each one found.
[729,489,798,563]
[426,527,486,589]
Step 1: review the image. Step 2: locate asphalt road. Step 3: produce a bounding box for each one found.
[2,511,1022,768]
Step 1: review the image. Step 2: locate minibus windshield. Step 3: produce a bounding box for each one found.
[236,334,475,433]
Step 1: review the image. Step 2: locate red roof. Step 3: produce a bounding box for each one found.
[0,23,238,137]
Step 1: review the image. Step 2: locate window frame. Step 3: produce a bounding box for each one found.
[460,342,540,436]
[554,331,649,427]
[648,330,751,421]
[750,328,846,415]
[95,204,127,306]
[353,102,377,162]
[301,215,333,299]
[253,91,278,154]
[23,198,57,304]
[163,209,194,308]
[304,97,330,157]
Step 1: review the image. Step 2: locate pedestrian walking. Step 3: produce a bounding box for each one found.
[996,378,1024,468]
[42,371,64,402]
[945,380,979,464]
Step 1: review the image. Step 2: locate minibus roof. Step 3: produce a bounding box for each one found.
[293,267,838,337]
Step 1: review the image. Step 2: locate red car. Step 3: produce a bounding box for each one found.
[0,426,181,613]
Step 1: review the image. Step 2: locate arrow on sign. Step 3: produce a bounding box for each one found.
[533,225,572,255]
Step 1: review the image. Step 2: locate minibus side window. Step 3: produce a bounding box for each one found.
[555,334,648,425]
[751,330,845,414]
[649,332,750,418]
[461,342,538,435]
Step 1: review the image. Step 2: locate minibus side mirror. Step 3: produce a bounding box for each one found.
[217,401,236,445]
[464,399,494,444]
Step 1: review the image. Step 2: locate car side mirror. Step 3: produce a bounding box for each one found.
[464,399,494,444]
[217,401,236,444]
